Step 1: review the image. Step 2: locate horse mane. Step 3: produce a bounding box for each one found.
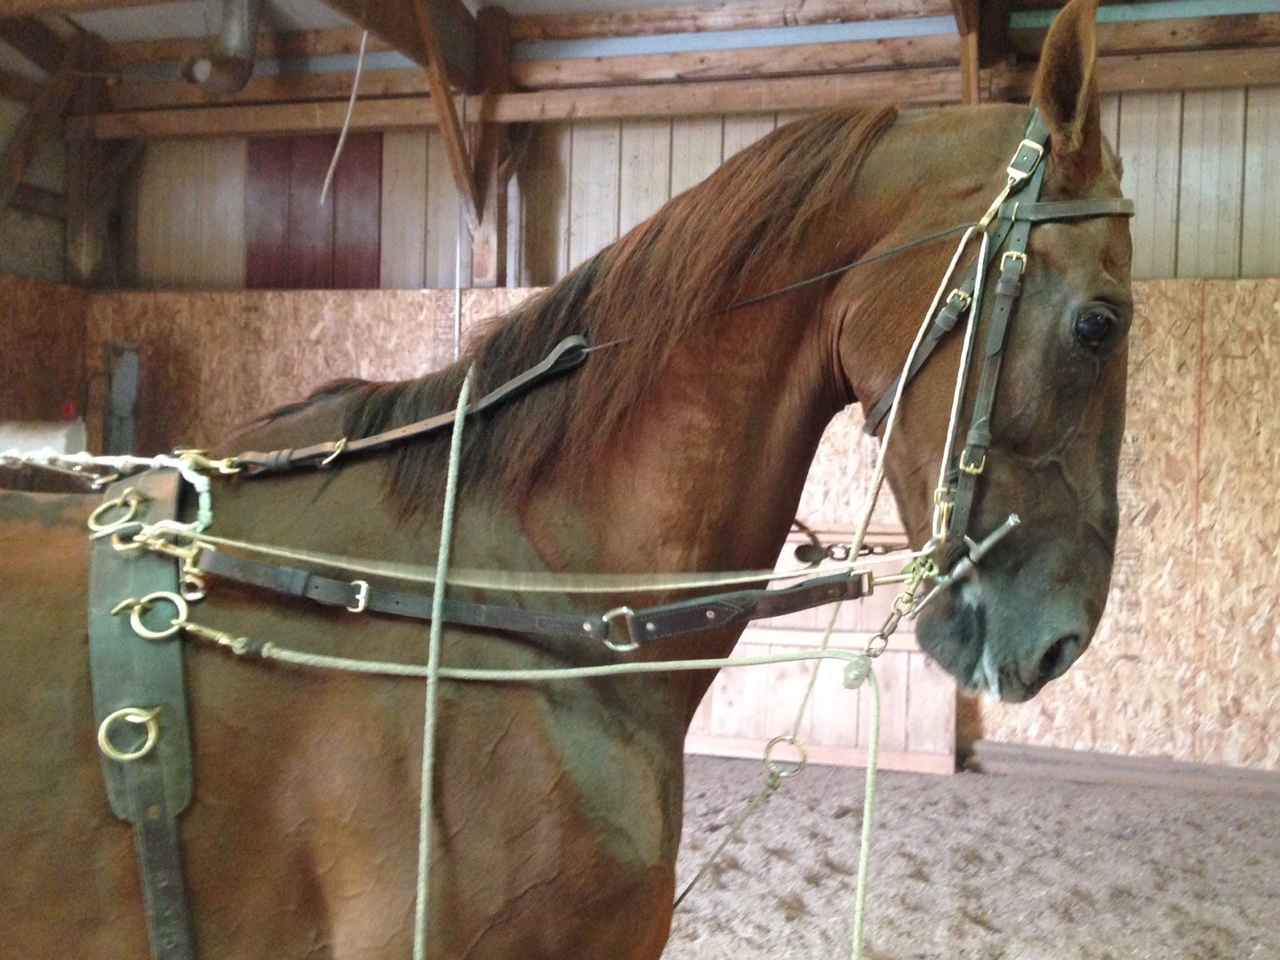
[307,105,899,516]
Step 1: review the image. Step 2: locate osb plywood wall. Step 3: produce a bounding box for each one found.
[82,288,536,455]
[978,280,1280,772]
[0,273,86,421]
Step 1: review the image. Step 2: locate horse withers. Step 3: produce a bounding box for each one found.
[0,1,1131,957]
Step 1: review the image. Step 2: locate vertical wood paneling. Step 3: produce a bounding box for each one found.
[1100,93,1120,154]
[905,653,955,755]
[518,123,570,286]
[196,136,246,290]
[1242,87,1280,279]
[332,133,381,289]
[1177,89,1245,279]
[1117,91,1182,281]
[707,641,771,741]
[722,113,776,161]
[245,137,290,289]
[286,136,336,289]
[618,118,671,236]
[424,129,470,289]
[859,651,908,753]
[669,116,723,197]
[380,130,427,289]
[567,120,621,270]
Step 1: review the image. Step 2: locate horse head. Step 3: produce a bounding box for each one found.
[839,0,1131,701]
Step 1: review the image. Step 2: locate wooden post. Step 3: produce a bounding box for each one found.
[951,0,980,106]
[471,6,513,287]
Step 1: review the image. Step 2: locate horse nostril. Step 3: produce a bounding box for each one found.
[1038,634,1082,685]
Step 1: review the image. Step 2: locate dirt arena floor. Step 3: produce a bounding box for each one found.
[667,757,1280,960]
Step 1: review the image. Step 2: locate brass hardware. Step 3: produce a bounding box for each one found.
[959,450,986,476]
[98,706,161,763]
[346,579,370,613]
[113,591,188,641]
[764,734,808,780]
[88,487,146,533]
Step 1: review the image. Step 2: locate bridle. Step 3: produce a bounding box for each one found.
[857,110,1133,611]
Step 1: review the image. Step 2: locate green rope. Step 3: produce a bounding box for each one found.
[851,667,881,959]
[413,366,473,960]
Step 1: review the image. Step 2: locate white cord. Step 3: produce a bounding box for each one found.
[320,29,369,207]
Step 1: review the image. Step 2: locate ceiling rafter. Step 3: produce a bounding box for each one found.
[319,0,478,93]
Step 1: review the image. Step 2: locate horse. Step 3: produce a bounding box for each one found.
[0,1,1132,957]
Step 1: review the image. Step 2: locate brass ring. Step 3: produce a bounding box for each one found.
[764,734,808,780]
[129,591,188,640]
[97,706,161,762]
[87,488,146,533]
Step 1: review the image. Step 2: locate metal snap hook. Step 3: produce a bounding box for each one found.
[97,706,161,762]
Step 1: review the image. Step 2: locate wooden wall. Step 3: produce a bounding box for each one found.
[122,87,1280,291]
[0,101,66,284]
[0,272,85,422]
[976,280,1280,772]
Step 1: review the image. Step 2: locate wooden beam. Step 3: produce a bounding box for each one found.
[512,0,953,43]
[1011,13,1280,60]
[512,34,958,88]
[0,0,155,14]
[319,0,478,93]
[411,0,478,229]
[950,0,979,105]
[988,46,1280,100]
[0,36,82,211]
[109,69,433,112]
[66,138,140,285]
[0,66,42,105]
[0,16,68,74]
[86,67,963,140]
[9,182,66,219]
[109,34,960,111]
[471,5,512,287]
[977,0,1011,70]
[108,27,394,72]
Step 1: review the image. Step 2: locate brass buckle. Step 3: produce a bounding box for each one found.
[959,450,986,476]
[98,706,161,763]
[1000,250,1028,272]
[946,287,972,310]
[1006,138,1045,184]
[601,606,640,652]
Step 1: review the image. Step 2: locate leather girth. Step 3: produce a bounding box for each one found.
[89,469,196,960]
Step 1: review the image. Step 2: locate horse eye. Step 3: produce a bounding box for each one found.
[1074,308,1114,351]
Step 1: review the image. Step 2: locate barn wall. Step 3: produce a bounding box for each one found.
[120,88,1280,291]
[0,272,86,422]
[975,279,1280,772]
[0,102,67,285]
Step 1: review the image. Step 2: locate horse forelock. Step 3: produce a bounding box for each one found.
[317,105,900,517]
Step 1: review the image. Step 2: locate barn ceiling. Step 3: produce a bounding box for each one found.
[2,0,1280,228]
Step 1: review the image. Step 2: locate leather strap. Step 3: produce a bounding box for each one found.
[194,547,869,649]
[1000,197,1136,222]
[89,471,196,960]
[947,159,1046,544]
[235,335,590,476]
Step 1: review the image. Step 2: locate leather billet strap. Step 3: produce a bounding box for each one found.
[194,546,869,649]
[235,334,590,476]
[89,471,196,960]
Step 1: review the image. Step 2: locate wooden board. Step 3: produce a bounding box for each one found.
[0,272,85,420]
[379,130,428,290]
[1242,86,1280,279]
[566,120,621,271]
[618,118,672,235]
[1176,89,1245,279]
[1115,90,1181,281]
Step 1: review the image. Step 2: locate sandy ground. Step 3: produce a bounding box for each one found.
[667,757,1280,960]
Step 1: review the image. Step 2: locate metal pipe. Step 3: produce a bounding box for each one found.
[181,0,264,95]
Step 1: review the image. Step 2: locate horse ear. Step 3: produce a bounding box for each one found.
[1031,0,1102,185]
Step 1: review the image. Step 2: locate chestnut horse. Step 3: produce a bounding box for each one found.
[0,2,1131,957]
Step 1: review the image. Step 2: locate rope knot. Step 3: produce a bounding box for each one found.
[843,655,872,689]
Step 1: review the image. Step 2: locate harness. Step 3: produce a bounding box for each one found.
[76,109,1133,960]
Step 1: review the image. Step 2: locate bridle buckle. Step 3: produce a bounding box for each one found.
[1006,138,1045,185]
[601,606,640,652]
